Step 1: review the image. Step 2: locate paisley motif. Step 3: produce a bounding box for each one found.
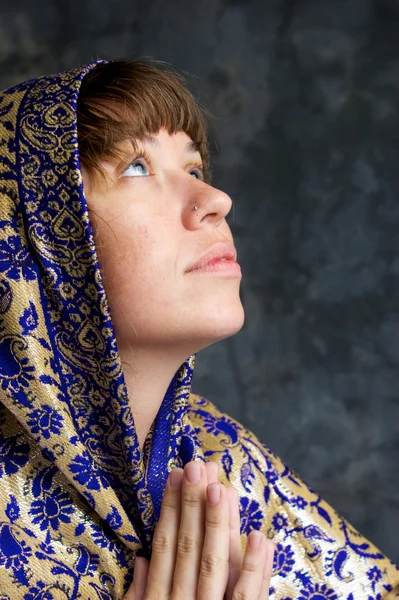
[53,206,85,239]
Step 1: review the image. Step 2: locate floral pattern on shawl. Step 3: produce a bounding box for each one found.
[184,395,399,599]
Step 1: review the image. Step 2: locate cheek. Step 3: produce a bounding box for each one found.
[135,223,150,240]
[220,220,234,241]
[92,218,136,295]
[95,218,172,299]
[95,217,146,264]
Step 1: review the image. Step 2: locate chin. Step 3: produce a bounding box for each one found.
[194,301,245,350]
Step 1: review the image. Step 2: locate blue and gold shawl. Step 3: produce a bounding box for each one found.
[0,62,397,599]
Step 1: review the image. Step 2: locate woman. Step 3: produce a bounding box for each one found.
[0,58,397,598]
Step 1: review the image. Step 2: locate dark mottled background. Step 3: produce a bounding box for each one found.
[0,0,398,562]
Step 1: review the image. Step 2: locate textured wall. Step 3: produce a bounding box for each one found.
[0,0,398,563]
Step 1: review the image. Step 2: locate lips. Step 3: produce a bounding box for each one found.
[187,242,238,272]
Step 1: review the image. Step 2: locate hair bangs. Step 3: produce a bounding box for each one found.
[77,59,211,182]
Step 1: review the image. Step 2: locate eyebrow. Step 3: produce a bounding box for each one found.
[140,135,201,155]
[185,139,201,154]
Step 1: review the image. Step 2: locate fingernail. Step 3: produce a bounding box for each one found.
[207,483,221,505]
[249,530,262,549]
[169,468,183,489]
[185,461,201,484]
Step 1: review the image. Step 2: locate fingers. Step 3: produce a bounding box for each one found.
[144,467,184,598]
[205,461,219,485]
[258,540,275,600]
[233,531,269,600]
[140,462,218,599]
[123,557,149,600]
[196,482,230,599]
[172,461,208,596]
[225,486,243,600]
[127,461,275,600]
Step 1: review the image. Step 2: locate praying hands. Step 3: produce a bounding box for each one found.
[124,461,274,600]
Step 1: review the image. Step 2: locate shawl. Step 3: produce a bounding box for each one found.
[0,61,397,599]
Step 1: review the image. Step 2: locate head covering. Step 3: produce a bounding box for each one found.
[0,62,198,596]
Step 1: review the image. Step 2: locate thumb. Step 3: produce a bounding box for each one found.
[123,556,150,600]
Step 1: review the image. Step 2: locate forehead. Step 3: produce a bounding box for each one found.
[136,130,201,155]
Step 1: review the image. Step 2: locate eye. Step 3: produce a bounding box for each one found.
[189,165,204,181]
[122,159,149,178]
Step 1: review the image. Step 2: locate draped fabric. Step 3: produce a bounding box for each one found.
[0,62,397,599]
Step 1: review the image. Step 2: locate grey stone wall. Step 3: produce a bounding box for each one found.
[0,0,397,563]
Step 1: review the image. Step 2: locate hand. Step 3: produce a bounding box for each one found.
[124,461,274,599]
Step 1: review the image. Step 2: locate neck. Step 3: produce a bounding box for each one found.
[118,344,187,451]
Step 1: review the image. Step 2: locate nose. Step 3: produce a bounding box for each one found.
[183,178,233,230]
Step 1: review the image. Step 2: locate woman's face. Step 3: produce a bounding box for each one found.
[83,129,244,357]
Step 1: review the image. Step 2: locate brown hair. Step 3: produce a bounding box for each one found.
[76,58,211,182]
